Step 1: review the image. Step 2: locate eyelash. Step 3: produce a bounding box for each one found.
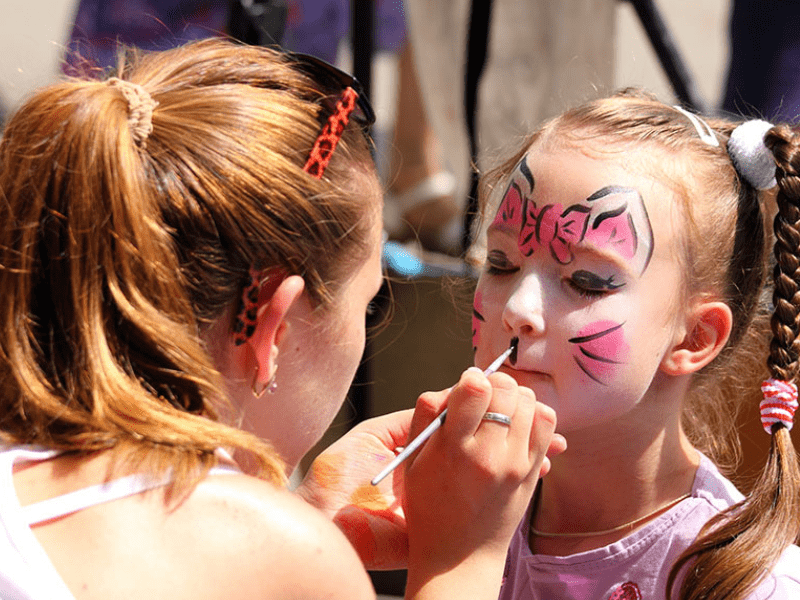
[485,251,518,275]
[566,270,624,299]
[565,278,608,299]
[485,251,622,302]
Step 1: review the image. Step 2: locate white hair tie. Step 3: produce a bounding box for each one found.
[726,119,777,190]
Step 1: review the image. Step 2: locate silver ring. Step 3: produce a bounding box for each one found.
[482,411,512,426]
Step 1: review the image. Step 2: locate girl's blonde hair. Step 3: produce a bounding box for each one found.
[475,89,799,600]
[0,39,376,495]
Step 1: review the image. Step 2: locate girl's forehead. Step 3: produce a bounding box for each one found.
[514,142,681,218]
[493,143,685,271]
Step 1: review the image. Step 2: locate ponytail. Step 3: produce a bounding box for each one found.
[667,123,800,600]
[0,44,321,495]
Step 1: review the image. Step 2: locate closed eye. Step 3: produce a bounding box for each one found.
[566,270,625,298]
[485,250,519,275]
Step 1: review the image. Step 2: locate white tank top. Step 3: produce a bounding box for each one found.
[0,445,237,600]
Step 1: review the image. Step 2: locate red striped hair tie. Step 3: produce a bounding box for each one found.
[760,378,799,433]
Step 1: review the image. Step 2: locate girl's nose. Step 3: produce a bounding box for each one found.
[502,275,546,336]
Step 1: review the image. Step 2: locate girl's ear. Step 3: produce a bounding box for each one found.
[660,301,733,376]
[246,275,306,390]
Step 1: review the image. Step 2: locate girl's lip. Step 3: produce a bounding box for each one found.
[498,363,550,380]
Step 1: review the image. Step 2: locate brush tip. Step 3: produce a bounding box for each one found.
[509,337,519,365]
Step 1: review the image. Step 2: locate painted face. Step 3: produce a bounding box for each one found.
[474,145,687,432]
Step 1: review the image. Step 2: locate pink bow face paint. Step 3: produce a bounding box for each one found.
[474,146,688,431]
[493,158,653,275]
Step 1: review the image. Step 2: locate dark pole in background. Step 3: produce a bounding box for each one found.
[351,0,374,101]
[227,0,288,48]
[462,0,494,254]
[349,0,375,423]
[624,0,707,113]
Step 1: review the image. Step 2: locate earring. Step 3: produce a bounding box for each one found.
[252,364,278,398]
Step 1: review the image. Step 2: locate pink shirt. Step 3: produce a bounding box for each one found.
[499,455,800,600]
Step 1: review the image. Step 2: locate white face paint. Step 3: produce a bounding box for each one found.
[474,145,688,432]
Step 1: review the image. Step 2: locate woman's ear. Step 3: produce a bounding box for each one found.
[660,300,733,376]
[247,275,306,391]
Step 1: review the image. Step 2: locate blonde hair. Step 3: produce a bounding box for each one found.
[474,89,799,600]
[0,39,376,495]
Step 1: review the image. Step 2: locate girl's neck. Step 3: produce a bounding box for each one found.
[529,407,700,556]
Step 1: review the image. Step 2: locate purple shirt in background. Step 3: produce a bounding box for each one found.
[63,0,405,72]
[499,454,800,600]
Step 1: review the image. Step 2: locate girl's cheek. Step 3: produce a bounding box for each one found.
[472,290,485,352]
[568,319,629,385]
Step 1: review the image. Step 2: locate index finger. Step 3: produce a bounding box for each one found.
[440,367,494,440]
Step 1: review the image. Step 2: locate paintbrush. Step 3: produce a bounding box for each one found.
[370,339,518,486]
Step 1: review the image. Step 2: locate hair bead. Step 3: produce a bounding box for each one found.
[760,378,799,433]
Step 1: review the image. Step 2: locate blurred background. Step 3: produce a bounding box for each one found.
[0,0,730,152]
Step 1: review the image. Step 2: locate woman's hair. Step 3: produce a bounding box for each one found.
[0,39,376,492]
[474,89,800,600]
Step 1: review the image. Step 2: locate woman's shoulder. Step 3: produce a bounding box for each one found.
[10,450,375,599]
[160,471,376,600]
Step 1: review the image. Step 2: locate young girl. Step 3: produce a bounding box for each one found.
[470,90,800,599]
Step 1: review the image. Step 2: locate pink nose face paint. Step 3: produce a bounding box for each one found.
[568,320,629,384]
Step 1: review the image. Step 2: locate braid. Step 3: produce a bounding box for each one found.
[767,125,800,381]
[668,123,800,600]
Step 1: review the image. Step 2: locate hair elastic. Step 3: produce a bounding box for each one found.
[673,105,719,147]
[760,378,799,433]
[726,119,777,190]
[108,77,157,146]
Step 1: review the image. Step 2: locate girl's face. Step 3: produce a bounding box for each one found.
[474,144,689,432]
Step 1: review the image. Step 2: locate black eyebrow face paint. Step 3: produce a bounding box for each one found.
[510,336,519,365]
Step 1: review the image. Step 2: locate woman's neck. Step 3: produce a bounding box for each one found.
[529,403,699,556]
